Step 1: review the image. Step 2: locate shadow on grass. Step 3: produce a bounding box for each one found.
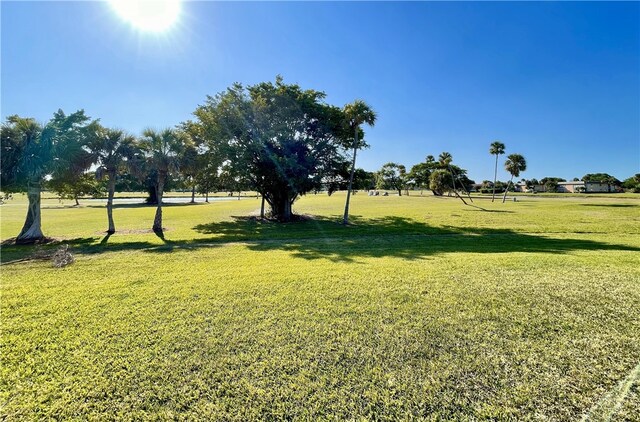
[579,204,638,208]
[81,202,207,210]
[2,215,639,265]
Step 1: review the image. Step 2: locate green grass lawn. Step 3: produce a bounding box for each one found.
[2,193,639,420]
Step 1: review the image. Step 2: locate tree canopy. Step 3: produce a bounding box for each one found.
[192,77,352,221]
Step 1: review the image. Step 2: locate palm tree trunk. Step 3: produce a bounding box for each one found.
[502,176,514,203]
[106,174,116,234]
[342,127,358,225]
[16,184,44,244]
[492,154,498,202]
[153,173,165,233]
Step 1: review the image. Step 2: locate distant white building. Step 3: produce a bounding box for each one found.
[515,181,618,193]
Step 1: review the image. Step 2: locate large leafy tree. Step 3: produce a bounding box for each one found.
[489,141,506,202]
[622,174,640,192]
[407,155,438,195]
[377,162,407,196]
[437,151,473,203]
[429,169,452,196]
[47,172,104,206]
[192,77,350,222]
[342,100,376,225]
[140,128,192,234]
[179,120,207,203]
[502,153,527,202]
[1,110,93,243]
[581,173,621,192]
[86,125,139,234]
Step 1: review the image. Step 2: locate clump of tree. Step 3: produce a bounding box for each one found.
[425,152,474,203]
[581,173,621,192]
[376,162,407,196]
[479,180,507,194]
[191,77,357,222]
[539,177,566,193]
[622,174,640,193]
[407,155,438,195]
[47,172,105,206]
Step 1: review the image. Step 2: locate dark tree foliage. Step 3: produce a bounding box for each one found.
[581,173,621,186]
[622,174,640,192]
[192,77,350,221]
[540,177,566,192]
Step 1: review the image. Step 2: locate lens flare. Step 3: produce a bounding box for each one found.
[109,0,181,32]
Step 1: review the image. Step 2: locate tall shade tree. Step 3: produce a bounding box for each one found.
[407,156,438,195]
[87,125,139,234]
[377,162,407,196]
[192,77,351,222]
[502,153,527,203]
[140,128,192,234]
[1,110,93,243]
[179,120,207,203]
[342,100,376,225]
[489,141,506,202]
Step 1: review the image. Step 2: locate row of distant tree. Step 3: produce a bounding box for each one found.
[478,173,640,193]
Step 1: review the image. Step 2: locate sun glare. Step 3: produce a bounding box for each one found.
[109,0,181,32]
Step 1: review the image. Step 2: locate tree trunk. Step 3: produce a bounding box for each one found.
[397,189,402,196]
[107,173,116,234]
[153,173,166,233]
[492,155,498,202]
[283,198,291,222]
[190,185,196,203]
[260,195,265,219]
[205,191,209,203]
[16,185,45,244]
[453,189,468,205]
[270,192,293,222]
[342,126,358,225]
[74,195,80,206]
[502,176,514,203]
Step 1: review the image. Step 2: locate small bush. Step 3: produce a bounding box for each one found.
[52,244,75,268]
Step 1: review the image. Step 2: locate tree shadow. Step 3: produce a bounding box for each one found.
[462,204,514,213]
[193,215,640,263]
[3,215,638,265]
[578,204,638,208]
[82,202,207,209]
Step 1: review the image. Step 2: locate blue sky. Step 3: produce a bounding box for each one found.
[2,1,639,182]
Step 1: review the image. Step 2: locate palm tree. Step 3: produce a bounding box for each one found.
[437,151,470,205]
[87,125,138,234]
[489,141,506,202]
[502,153,527,203]
[342,100,377,225]
[1,117,50,243]
[2,110,92,243]
[140,128,191,234]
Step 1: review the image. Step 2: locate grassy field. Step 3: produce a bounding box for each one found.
[1,192,639,420]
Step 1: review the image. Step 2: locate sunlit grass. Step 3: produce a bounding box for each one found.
[1,192,639,419]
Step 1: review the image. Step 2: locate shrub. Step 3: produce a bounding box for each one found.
[52,244,74,268]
